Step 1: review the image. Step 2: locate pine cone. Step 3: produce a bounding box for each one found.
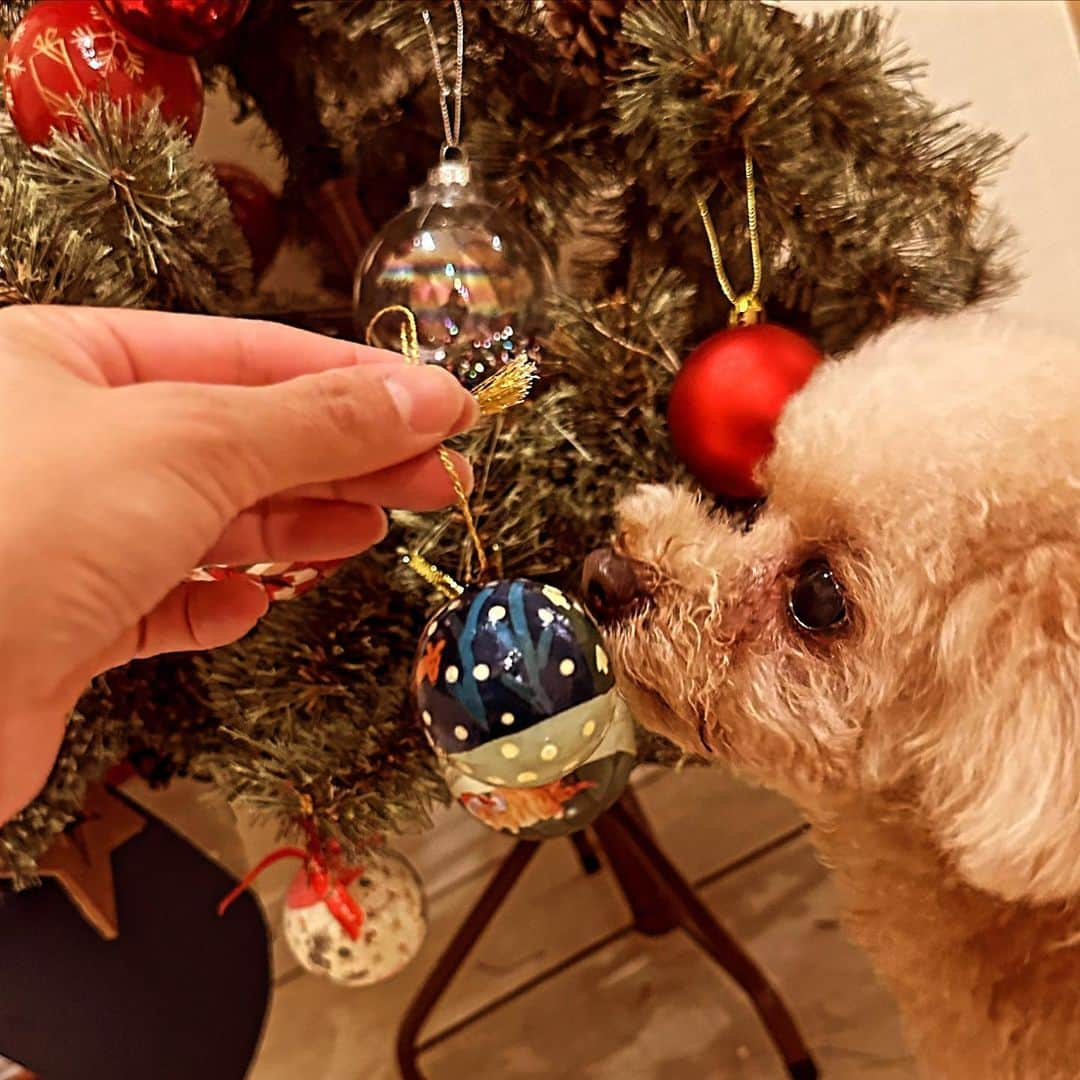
[541,0,627,86]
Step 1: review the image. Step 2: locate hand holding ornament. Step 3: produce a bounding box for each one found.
[0,305,479,824]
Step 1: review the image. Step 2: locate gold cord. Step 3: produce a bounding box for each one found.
[695,150,763,326]
[363,305,417,358]
[437,445,486,574]
[365,306,537,584]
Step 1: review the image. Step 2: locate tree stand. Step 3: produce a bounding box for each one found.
[396,790,818,1079]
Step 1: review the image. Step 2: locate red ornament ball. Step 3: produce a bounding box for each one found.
[3,0,204,147]
[100,0,250,55]
[667,323,824,498]
[212,162,284,279]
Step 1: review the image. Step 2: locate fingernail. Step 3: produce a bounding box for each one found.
[384,365,479,435]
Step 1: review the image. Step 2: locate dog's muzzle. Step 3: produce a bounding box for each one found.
[581,548,653,625]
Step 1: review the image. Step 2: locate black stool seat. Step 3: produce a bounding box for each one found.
[0,799,271,1080]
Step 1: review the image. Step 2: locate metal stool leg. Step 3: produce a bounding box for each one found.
[396,796,818,1080]
[601,799,818,1080]
[570,829,602,875]
[396,839,540,1080]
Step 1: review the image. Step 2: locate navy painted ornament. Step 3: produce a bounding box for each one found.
[414,578,616,787]
[445,695,636,839]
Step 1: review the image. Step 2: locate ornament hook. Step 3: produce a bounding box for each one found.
[401,551,463,599]
[729,294,763,327]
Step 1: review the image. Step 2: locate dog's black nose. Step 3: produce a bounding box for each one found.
[582,548,651,625]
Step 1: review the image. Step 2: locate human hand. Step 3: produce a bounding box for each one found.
[0,305,479,822]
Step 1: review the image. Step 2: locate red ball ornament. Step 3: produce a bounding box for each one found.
[212,162,284,279]
[667,323,824,498]
[100,0,250,55]
[3,0,204,147]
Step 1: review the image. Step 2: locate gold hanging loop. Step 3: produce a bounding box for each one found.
[695,150,764,327]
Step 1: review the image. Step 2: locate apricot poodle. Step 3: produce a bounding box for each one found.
[585,314,1080,1079]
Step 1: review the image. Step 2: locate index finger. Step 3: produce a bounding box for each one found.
[34,306,406,387]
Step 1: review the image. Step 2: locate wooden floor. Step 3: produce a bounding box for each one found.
[118,766,914,1079]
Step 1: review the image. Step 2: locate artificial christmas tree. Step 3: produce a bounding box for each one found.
[0,0,1011,901]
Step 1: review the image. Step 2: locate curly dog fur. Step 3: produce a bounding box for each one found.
[605,314,1080,1078]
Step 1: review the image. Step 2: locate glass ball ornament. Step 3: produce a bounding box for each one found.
[414,578,617,788]
[212,162,283,280]
[445,695,637,840]
[281,850,426,988]
[353,155,553,389]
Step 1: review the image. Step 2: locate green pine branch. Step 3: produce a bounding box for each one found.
[26,99,251,312]
[0,170,144,308]
[0,0,29,38]
[614,1,1014,350]
[197,557,446,858]
[0,691,127,883]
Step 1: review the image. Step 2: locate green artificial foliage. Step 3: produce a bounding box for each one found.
[0,691,127,882]
[195,558,446,851]
[0,169,142,307]
[0,0,1015,874]
[0,112,142,307]
[26,99,252,311]
[0,0,30,39]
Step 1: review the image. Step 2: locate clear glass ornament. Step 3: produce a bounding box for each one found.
[353,155,553,388]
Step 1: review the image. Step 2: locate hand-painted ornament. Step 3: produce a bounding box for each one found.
[100,0,250,54]
[4,0,204,147]
[188,560,342,602]
[414,578,617,788]
[212,162,283,279]
[446,694,636,839]
[281,850,426,988]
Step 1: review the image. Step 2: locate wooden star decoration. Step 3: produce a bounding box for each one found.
[1,783,145,940]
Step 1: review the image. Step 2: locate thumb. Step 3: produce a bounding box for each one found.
[134,360,480,510]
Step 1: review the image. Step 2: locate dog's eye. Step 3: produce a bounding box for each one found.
[713,496,766,533]
[789,559,846,632]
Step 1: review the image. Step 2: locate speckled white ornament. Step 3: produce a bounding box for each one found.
[282,850,426,987]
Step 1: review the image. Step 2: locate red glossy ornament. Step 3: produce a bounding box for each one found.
[3,0,204,147]
[212,162,284,279]
[100,0,250,55]
[667,323,823,498]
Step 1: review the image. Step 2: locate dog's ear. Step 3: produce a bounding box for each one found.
[918,540,1080,903]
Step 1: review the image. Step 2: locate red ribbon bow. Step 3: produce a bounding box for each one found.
[218,834,366,940]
